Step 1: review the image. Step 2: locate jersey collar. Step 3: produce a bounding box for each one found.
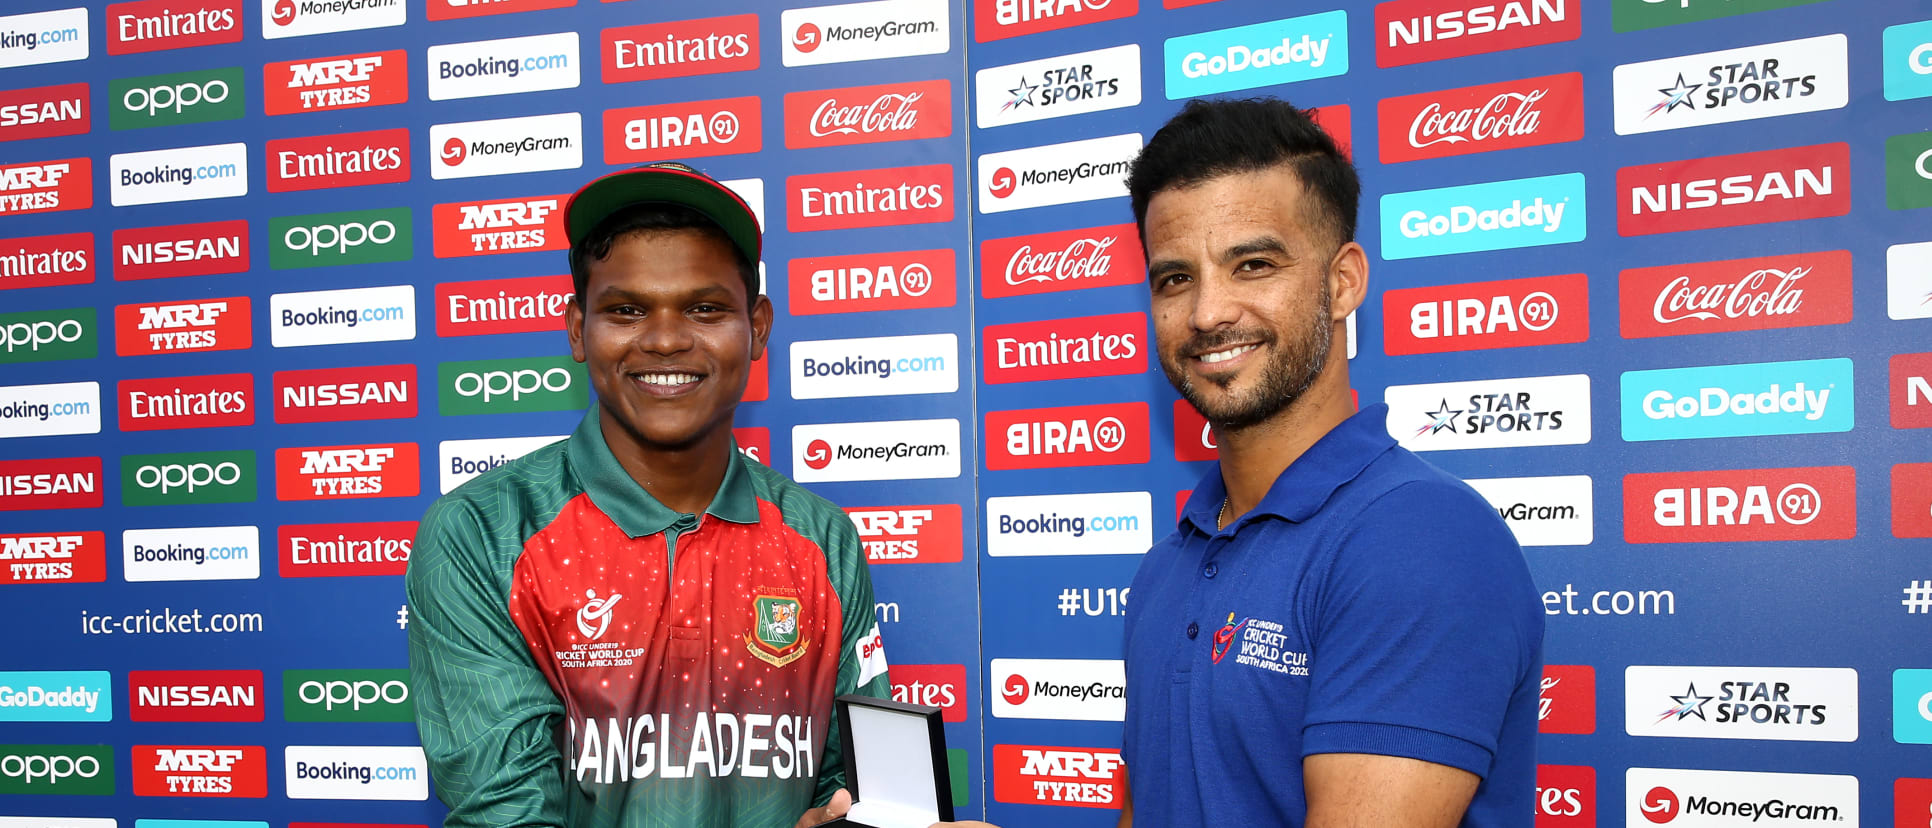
[1178,403,1396,534]
[566,408,762,538]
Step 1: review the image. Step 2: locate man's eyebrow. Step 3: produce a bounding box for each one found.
[1148,258,1190,283]
[1220,236,1292,263]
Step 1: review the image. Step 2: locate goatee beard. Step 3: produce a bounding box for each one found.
[1163,285,1332,432]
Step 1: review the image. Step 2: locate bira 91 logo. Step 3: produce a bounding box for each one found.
[1626,768,1857,826]
[983,312,1146,384]
[788,164,953,232]
[122,450,255,507]
[266,128,408,192]
[782,0,948,67]
[0,83,89,143]
[993,744,1124,808]
[279,521,415,577]
[1375,0,1578,68]
[437,274,572,336]
[974,0,1135,42]
[1539,665,1596,734]
[114,220,248,281]
[1379,72,1584,164]
[1895,463,1932,539]
[601,14,758,83]
[786,80,952,149]
[118,373,253,431]
[980,224,1142,300]
[603,96,760,163]
[276,443,420,501]
[1619,143,1849,236]
[1622,465,1855,544]
[132,745,266,797]
[986,402,1149,471]
[1624,666,1858,742]
[891,664,967,721]
[129,670,264,722]
[1383,273,1588,355]
[1385,373,1591,452]
[114,297,251,357]
[978,133,1139,213]
[0,531,107,584]
[427,0,570,19]
[107,0,242,55]
[847,504,964,565]
[0,232,93,291]
[265,50,408,116]
[1894,352,1932,429]
[1612,35,1847,137]
[1619,358,1852,442]
[0,457,102,511]
[1381,172,1585,260]
[1619,251,1852,339]
[1535,764,1595,827]
[0,158,92,217]
[262,0,406,40]
[433,193,567,257]
[273,364,414,424]
[787,249,956,315]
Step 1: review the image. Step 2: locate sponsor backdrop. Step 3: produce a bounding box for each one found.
[0,0,1927,827]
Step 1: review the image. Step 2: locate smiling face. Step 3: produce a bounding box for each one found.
[1145,164,1360,431]
[567,228,770,457]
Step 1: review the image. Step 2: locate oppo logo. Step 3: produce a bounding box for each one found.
[122,79,230,116]
[4,318,84,353]
[136,461,241,493]
[296,679,408,711]
[283,220,397,256]
[0,752,102,783]
[453,367,572,402]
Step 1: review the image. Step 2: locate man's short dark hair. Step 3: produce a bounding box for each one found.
[568,201,760,302]
[1126,97,1359,250]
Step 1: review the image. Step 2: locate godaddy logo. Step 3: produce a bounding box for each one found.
[438,355,587,416]
[0,745,114,795]
[122,450,255,506]
[0,308,94,364]
[283,669,414,722]
[270,207,412,270]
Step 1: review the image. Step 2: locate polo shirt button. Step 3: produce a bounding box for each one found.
[1186,622,1199,639]
[1203,562,1218,578]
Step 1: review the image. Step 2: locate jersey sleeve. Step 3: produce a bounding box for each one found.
[406,496,570,828]
[1299,480,1543,779]
[815,509,892,806]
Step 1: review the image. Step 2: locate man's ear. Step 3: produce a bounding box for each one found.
[566,295,587,364]
[1326,241,1369,322]
[749,293,773,362]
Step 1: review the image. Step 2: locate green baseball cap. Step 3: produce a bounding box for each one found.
[564,161,761,266]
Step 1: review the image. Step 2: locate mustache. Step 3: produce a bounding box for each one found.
[1175,328,1275,358]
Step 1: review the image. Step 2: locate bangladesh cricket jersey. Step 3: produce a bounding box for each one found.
[407,409,891,828]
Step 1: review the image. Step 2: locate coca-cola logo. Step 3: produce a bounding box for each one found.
[981,223,1144,300]
[1653,266,1807,324]
[812,92,924,137]
[1409,88,1548,149]
[1378,73,1583,164]
[1006,235,1119,286]
[1620,251,1850,339]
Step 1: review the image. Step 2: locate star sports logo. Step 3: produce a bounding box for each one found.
[1613,35,1847,136]
[1386,374,1591,451]
[1626,666,1858,742]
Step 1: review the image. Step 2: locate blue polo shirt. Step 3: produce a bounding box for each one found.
[1121,403,1542,827]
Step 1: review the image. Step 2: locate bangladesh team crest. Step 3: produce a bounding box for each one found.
[746,590,810,667]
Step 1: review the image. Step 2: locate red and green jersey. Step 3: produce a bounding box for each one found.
[406,409,891,828]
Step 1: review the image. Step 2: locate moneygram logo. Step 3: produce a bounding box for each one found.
[974,0,1134,41]
[122,525,259,582]
[0,83,89,142]
[110,67,244,130]
[0,232,93,291]
[1382,172,1585,259]
[437,274,572,335]
[265,128,409,192]
[439,355,587,414]
[0,530,106,585]
[0,158,93,217]
[109,143,247,206]
[1382,273,1587,355]
[0,8,90,69]
[118,373,252,432]
[0,307,95,365]
[1626,666,1856,742]
[132,744,267,797]
[1619,251,1852,339]
[976,44,1140,129]
[1379,72,1584,163]
[433,193,566,257]
[1884,19,1932,102]
[1614,0,1830,32]
[431,112,581,180]
[1466,475,1593,547]
[1385,373,1591,452]
[115,297,250,356]
[1164,11,1346,99]
[107,0,241,55]
[1889,241,1932,322]
[1613,35,1846,136]
[981,223,1143,300]
[848,505,964,564]
[1619,143,1849,236]
[1621,358,1852,442]
[115,220,248,281]
[265,49,407,115]
[130,670,264,722]
[284,745,428,800]
[0,744,113,795]
[1895,352,1932,429]
[284,669,412,722]
[429,31,578,101]
[439,434,564,493]
[782,0,947,67]
[123,451,255,507]
[986,402,1149,470]
[278,521,414,577]
[989,658,1125,721]
[0,457,102,512]
[787,79,952,149]
[787,249,955,315]
[601,14,758,83]
[983,312,1145,384]
[993,744,1124,808]
[792,419,961,482]
[603,96,760,163]
[0,672,111,722]
[1539,665,1596,735]
[1622,466,1855,544]
[1536,764,1594,826]
[985,491,1151,558]
[1627,769,1856,825]
[789,164,953,232]
[978,133,1140,213]
[790,333,959,400]
[1376,0,1578,67]
[0,382,100,440]
[270,285,416,348]
[276,442,420,501]
[262,0,404,39]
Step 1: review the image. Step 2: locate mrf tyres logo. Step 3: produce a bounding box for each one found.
[1163,11,1347,99]
[1619,251,1852,339]
[981,223,1143,300]
[275,442,420,501]
[986,402,1149,471]
[1626,666,1856,742]
[265,128,409,193]
[788,164,952,232]
[1620,358,1852,442]
[132,744,266,797]
[1625,767,1857,826]
[262,0,405,40]
[0,8,90,69]
[847,504,964,564]
[993,744,1124,808]
[109,143,248,206]
[976,44,1140,129]
[1385,373,1592,452]
[974,0,1135,42]
[122,450,255,506]
[1622,465,1856,544]
[983,312,1145,384]
[434,193,566,257]
[787,249,955,315]
[270,285,416,348]
[438,355,587,415]
[271,208,410,270]
[107,0,241,55]
[989,658,1125,721]
[604,96,760,163]
[115,220,248,281]
[1382,272,1588,355]
[792,418,961,483]
[0,158,93,216]
[430,112,581,180]
[1376,0,1578,68]
[109,67,243,130]
[284,669,412,722]
[0,307,96,365]
[782,0,948,67]
[1613,35,1846,136]
[0,531,107,585]
[114,297,251,356]
[786,79,952,149]
[0,744,114,795]
[601,14,757,83]
[1619,142,1848,236]
[978,133,1140,214]
[265,49,407,115]
[0,83,89,143]
[1381,172,1585,260]
[1378,71,1584,164]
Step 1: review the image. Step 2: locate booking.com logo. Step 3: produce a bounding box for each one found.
[996,511,1138,538]
[801,353,946,380]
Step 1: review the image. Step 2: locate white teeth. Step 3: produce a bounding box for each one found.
[639,373,698,386]
[1199,344,1259,365]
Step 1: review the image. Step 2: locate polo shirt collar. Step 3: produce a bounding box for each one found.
[1176,403,1397,534]
[566,408,762,538]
